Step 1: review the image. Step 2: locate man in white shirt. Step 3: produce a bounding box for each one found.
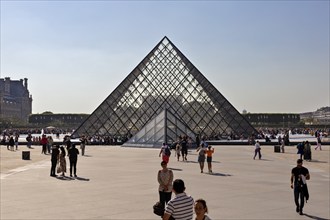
[163,179,194,220]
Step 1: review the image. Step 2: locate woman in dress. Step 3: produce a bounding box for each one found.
[175,143,181,161]
[197,144,207,173]
[58,146,67,176]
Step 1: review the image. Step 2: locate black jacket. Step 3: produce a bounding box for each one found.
[68,147,79,161]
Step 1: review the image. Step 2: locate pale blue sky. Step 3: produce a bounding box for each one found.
[1,1,329,114]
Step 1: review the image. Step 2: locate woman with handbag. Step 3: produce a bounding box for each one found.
[158,161,173,208]
[58,146,67,176]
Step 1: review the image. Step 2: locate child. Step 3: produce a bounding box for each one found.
[175,143,181,161]
[205,146,214,173]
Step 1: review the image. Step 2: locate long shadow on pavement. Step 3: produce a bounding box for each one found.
[169,168,183,171]
[56,176,74,181]
[309,160,327,164]
[204,172,232,177]
[75,176,90,181]
[55,176,90,181]
[304,213,329,220]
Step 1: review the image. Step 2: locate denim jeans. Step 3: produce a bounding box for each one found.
[294,185,305,210]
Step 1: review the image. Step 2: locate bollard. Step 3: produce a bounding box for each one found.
[22,151,30,160]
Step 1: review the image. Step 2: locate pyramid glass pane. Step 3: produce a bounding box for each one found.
[124,109,196,147]
[72,37,257,142]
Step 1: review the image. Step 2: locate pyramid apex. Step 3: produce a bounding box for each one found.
[161,36,169,41]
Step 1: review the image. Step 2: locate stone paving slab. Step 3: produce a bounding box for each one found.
[0,144,329,220]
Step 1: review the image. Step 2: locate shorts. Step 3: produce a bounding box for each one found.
[207,157,212,163]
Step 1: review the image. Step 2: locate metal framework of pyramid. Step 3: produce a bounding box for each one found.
[123,108,196,147]
[72,36,257,143]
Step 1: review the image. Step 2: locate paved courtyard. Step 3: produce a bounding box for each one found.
[1,144,329,220]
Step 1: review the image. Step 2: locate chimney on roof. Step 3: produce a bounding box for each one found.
[24,78,28,89]
[4,77,10,95]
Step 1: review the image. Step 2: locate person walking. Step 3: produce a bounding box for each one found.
[291,159,310,215]
[47,136,53,154]
[79,135,88,156]
[68,144,79,177]
[26,134,32,148]
[163,179,194,220]
[194,199,212,220]
[304,141,312,161]
[278,135,282,146]
[40,134,48,154]
[315,134,322,150]
[280,138,285,153]
[180,136,188,161]
[297,142,305,160]
[50,145,60,177]
[175,143,182,161]
[196,144,206,173]
[8,136,15,151]
[253,140,262,160]
[58,146,67,176]
[158,161,173,208]
[205,145,214,173]
[14,134,19,151]
[159,143,171,164]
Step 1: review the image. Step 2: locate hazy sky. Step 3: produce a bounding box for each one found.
[1,1,329,114]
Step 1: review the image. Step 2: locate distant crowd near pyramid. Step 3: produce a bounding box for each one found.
[72,37,257,146]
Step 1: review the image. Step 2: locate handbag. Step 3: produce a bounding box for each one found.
[153,202,175,220]
[153,202,164,217]
[56,165,62,174]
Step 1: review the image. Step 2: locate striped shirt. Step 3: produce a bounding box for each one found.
[165,193,194,220]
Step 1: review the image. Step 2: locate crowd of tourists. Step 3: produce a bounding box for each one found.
[156,136,215,220]
[155,131,323,219]
[1,127,329,148]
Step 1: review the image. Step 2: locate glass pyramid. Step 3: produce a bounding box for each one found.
[72,36,257,142]
[123,108,196,147]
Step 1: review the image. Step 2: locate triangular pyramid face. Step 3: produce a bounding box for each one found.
[123,109,196,148]
[72,36,257,141]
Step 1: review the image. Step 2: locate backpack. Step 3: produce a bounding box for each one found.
[164,146,171,156]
